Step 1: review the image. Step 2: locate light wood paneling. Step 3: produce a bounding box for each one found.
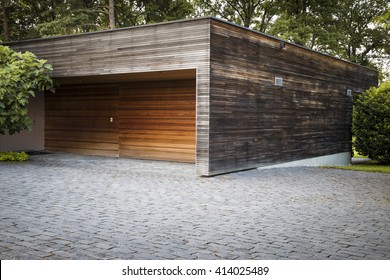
[45,85,119,157]
[45,79,196,163]
[119,80,196,163]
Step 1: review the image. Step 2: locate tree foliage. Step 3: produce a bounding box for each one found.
[268,0,390,75]
[0,44,54,135]
[144,0,194,23]
[35,0,106,37]
[0,0,389,75]
[269,0,338,49]
[0,0,195,40]
[353,82,390,164]
[194,0,278,31]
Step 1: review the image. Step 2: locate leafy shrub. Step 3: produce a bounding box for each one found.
[353,82,390,165]
[0,44,54,135]
[0,151,29,161]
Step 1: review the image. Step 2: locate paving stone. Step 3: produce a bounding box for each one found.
[50,250,85,260]
[30,244,58,254]
[1,153,389,260]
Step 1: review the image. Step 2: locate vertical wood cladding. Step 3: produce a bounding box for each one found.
[208,20,377,175]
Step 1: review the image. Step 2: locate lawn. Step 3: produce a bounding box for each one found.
[339,138,390,173]
[326,159,390,174]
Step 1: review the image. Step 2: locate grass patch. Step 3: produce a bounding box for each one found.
[352,136,369,158]
[0,151,29,161]
[352,153,367,159]
[326,160,390,174]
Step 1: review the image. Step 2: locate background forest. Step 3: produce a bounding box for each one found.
[1,0,389,79]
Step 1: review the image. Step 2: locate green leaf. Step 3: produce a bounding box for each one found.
[0,45,55,135]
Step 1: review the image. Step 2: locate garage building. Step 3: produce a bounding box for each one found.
[1,17,377,176]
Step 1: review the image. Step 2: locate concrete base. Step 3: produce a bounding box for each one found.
[258,152,352,170]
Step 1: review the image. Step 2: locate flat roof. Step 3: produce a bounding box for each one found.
[7,16,377,73]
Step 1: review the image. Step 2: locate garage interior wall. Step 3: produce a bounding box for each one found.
[119,80,196,163]
[45,84,119,157]
[45,76,196,163]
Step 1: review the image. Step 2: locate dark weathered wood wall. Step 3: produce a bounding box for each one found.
[208,19,378,175]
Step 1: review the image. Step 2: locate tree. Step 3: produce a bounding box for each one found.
[1,1,195,39]
[1,0,388,77]
[269,0,390,72]
[1,0,10,41]
[269,0,341,49]
[109,0,115,29]
[0,44,55,135]
[332,0,390,67]
[353,82,390,164]
[195,0,278,31]
[114,0,145,27]
[36,0,106,37]
[143,0,194,23]
[1,0,60,41]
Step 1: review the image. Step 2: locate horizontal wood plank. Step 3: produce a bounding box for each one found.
[45,78,196,163]
[9,18,378,175]
[119,79,196,163]
[207,19,377,175]
[9,18,211,174]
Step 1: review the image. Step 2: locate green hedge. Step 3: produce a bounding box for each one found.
[0,151,29,161]
[353,82,390,165]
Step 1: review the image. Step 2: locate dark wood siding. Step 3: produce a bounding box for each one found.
[208,19,378,175]
[119,79,196,163]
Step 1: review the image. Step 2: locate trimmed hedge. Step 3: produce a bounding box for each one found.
[0,151,29,161]
[353,82,390,165]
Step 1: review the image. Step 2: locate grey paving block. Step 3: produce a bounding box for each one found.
[1,153,389,260]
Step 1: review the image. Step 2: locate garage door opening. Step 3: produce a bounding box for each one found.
[46,69,197,163]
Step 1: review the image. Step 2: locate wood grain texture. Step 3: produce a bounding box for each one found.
[8,17,378,176]
[45,85,119,157]
[45,79,196,162]
[119,79,196,163]
[207,19,377,175]
[9,18,211,174]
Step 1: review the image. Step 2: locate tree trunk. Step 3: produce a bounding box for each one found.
[1,3,10,41]
[109,0,115,29]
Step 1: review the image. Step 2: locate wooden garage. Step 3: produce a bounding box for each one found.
[5,17,378,176]
[45,72,196,163]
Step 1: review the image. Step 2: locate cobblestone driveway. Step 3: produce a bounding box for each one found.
[1,153,389,260]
